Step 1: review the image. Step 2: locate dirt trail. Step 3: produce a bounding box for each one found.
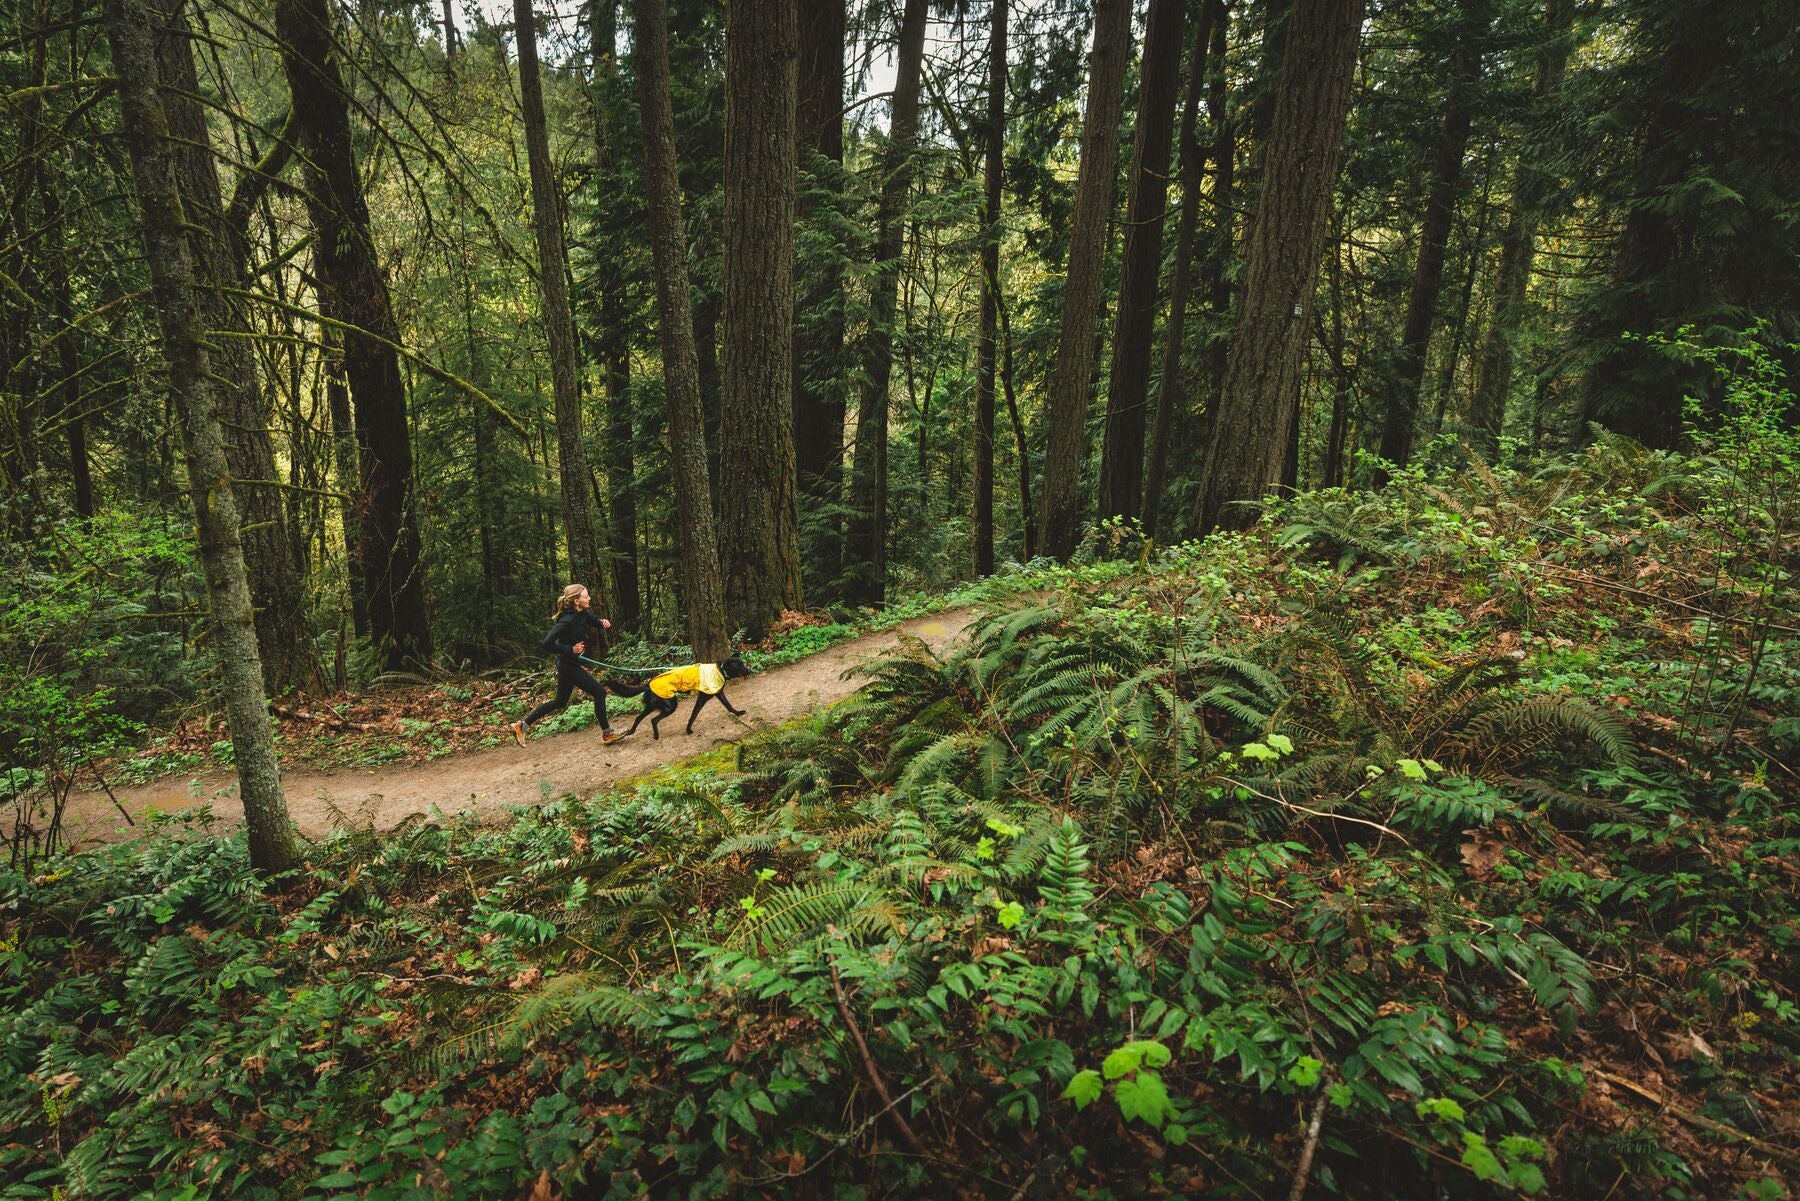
[62,608,980,846]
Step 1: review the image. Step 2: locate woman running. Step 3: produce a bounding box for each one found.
[510,584,623,745]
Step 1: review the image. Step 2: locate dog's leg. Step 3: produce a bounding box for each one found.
[628,703,650,735]
[651,698,674,739]
[685,693,712,734]
[717,686,746,717]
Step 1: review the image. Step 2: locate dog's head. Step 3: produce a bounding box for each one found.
[720,655,751,680]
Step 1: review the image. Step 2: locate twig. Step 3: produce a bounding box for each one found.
[1287,1091,1330,1201]
[1595,1070,1797,1163]
[830,964,933,1170]
[87,762,134,827]
[1224,778,1411,845]
[1537,565,1800,635]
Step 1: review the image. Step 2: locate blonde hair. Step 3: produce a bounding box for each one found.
[551,583,587,619]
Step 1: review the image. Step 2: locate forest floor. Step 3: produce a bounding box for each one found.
[60,606,982,846]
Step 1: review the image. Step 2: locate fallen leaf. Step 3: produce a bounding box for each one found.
[1460,828,1507,880]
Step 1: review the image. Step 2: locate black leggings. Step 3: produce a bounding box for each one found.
[525,659,612,729]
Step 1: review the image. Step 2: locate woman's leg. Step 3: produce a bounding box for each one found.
[569,665,616,732]
[524,668,579,727]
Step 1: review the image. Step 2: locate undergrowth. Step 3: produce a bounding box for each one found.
[3,433,1796,1199]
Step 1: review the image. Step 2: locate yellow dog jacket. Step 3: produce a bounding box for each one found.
[648,663,727,700]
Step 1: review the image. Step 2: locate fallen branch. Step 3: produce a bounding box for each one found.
[1537,565,1800,635]
[1287,1091,1330,1201]
[1596,1070,1797,1163]
[831,964,932,1171]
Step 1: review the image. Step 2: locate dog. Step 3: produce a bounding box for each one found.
[606,655,751,739]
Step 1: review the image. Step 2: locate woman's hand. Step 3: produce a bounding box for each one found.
[600,618,611,629]
[572,641,585,656]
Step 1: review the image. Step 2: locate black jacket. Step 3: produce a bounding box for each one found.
[542,608,602,664]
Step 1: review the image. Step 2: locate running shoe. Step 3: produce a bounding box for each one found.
[510,720,527,747]
[600,729,624,745]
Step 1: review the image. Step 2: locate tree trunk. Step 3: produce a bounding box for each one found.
[694,289,723,499]
[1377,0,1491,476]
[515,0,607,622]
[591,0,640,632]
[1142,0,1217,541]
[720,0,804,638]
[1037,0,1133,560]
[155,14,317,693]
[1200,6,1233,436]
[1192,0,1363,535]
[1469,0,1572,458]
[844,0,928,603]
[794,0,847,598]
[323,338,368,639]
[1098,0,1185,528]
[973,0,1006,576]
[105,0,298,873]
[37,154,93,519]
[277,0,431,671]
[1431,150,1497,435]
[1322,213,1351,487]
[633,0,729,659]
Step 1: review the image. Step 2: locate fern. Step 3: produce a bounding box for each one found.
[1037,819,1095,921]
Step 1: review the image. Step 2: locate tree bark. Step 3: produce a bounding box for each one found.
[844,0,928,603]
[105,0,298,873]
[322,336,368,639]
[973,0,1005,576]
[155,14,317,692]
[1037,0,1133,560]
[1141,0,1217,541]
[1192,0,1363,535]
[633,0,729,658]
[1468,0,1572,458]
[720,0,804,637]
[1098,0,1185,528]
[1200,5,1233,436]
[515,0,607,623]
[794,0,847,598]
[277,0,431,671]
[1377,0,1491,475]
[591,0,640,632]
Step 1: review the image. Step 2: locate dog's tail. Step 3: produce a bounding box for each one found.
[604,678,650,697]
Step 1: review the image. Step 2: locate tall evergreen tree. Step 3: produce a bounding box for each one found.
[1037,0,1132,560]
[1098,0,1185,527]
[104,0,298,872]
[633,0,728,658]
[1577,0,1798,448]
[720,0,803,636]
[845,0,928,603]
[1378,0,1493,475]
[590,0,640,631]
[973,0,1006,576]
[1468,0,1573,457]
[793,0,847,598]
[1143,0,1218,539]
[515,0,607,619]
[277,0,431,670]
[154,19,315,690]
[1192,0,1364,534]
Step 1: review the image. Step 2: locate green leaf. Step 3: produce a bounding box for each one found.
[1462,1132,1504,1183]
[995,900,1025,929]
[1265,733,1294,754]
[1415,1097,1465,1122]
[1287,1055,1323,1088]
[1398,758,1428,781]
[1061,1069,1103,1110]
[1240,741,1278,761]
[1103,1046,1144,1079]
[1163,1122,1189,1145]
[1114,1072,1174,1130]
